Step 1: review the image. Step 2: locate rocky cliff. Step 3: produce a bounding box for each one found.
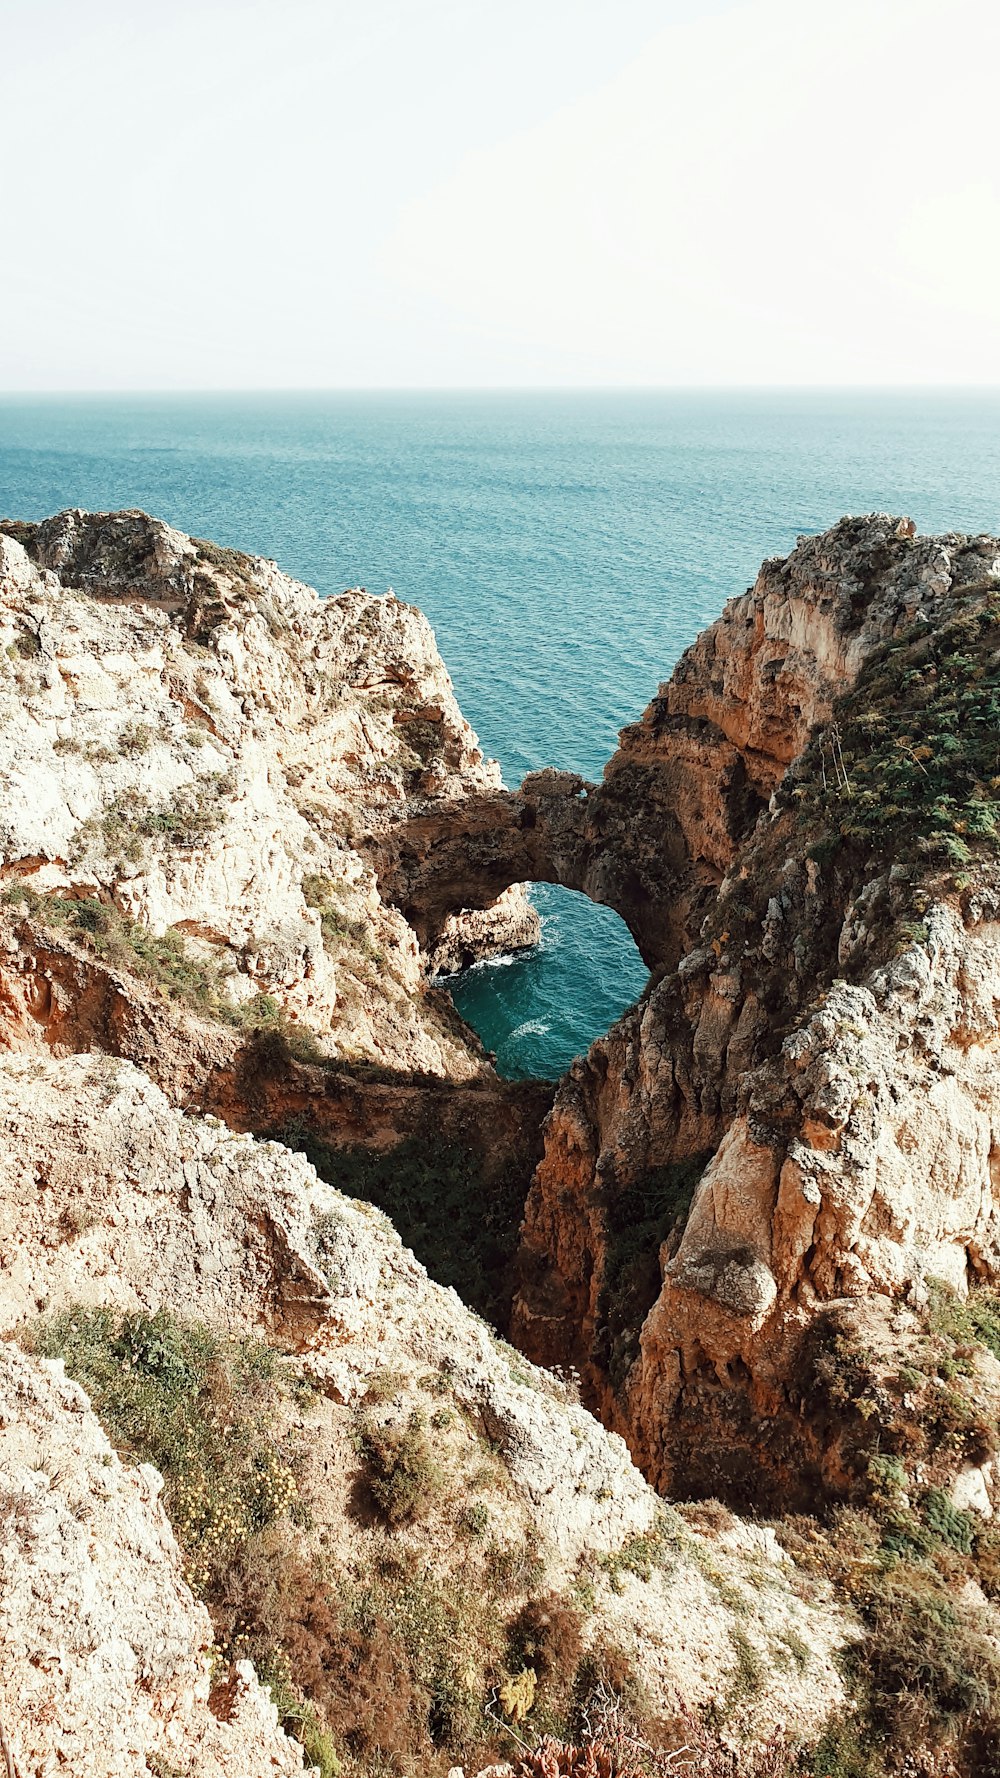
[4,508,1000,1777]
[0,508,537,1076]
[500,519,1000,1507]
[0,1052,852,1776]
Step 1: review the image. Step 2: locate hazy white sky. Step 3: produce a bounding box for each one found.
[2,0,998,389]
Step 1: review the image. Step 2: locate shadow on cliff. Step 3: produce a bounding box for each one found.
[211,1026,554,1328]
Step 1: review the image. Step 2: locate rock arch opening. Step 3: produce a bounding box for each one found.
[447,883,649,1081]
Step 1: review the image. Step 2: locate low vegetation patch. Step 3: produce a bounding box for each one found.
[27,1308,301,1597]
[303,871,384,965]
[70,784,234,863]
[779,1282,1000,1773]
[192,536,261,586]
[792,592,1000,868]
[848,1562,1000,1754]
[803,1286,1000,1498]
[25,1306,345,1773]
[3,885,229,1011]
[357,1412,443,1526]
[19,1305,942,1778]
[1,885,321,1058]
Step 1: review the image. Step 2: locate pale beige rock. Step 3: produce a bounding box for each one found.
[950,1464,994,1519]
[0,1341,304,1778]
[0,511,535,1076]
[429,884,541,976]
[0,1050,854,1743]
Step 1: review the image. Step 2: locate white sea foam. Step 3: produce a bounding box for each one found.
[465,951,519,972]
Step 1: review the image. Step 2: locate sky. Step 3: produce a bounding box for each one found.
[2,0,998,390]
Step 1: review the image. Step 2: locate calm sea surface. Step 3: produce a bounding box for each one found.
[2,391,999,1077]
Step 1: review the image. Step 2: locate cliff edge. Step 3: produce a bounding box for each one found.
[4,509,1000,1777]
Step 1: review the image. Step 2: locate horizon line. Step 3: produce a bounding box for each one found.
[2,383,1000,400]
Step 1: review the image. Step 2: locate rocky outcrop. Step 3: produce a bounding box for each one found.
[428,885,542,977]
[378,517,993,972]
[0,1050,853,1761]
[0,509,537,1078]
[509,516,1000,1506]
[0,1340,304,1778]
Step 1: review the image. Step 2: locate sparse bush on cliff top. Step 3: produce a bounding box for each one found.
[191,535,260,586]
[792,593,1000,866]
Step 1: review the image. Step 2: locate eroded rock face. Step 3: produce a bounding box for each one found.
[508,516,1000,1504]
[0,510,537,1077]
[4,503,1000,1765]
[378,515,1000,972]
[0,1051,853,1748]
[0,1341,304,1778]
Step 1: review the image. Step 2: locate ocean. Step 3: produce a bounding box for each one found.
[2,390,999,1078]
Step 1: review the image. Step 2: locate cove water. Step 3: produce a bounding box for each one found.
[3,391,1000,1079]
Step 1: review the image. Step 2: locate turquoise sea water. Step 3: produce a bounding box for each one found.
[2,391,1000,1077]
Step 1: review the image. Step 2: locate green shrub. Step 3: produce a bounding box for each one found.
[362,1367,406,1404]
[460,1501,491,1538]
[806,1716,885,1778]
[8,628,40,660]
[484,1538,546,1598]
[923,1487,976,1555]
[793,594,1000,865]
[848,1562,1000,1745]
[880,1507,936,1562]
[27,1307,298,1598]
[599,1514,680,1589]
[192,536,260,588]
[258,1661,340,1778]
[727,1627,766,1703]
[119,721,152,754]
[358,1412,442,1526]
[928,1277,1000,1363]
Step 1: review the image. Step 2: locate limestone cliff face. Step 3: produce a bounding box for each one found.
[5,503,1000,1771]
[0,1341,306,1778]
[377,515,994,972]
[0,1052,852,1768]
[508,516,1000,1505]
[0,508,861,1775]
[0,508,537,1077]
